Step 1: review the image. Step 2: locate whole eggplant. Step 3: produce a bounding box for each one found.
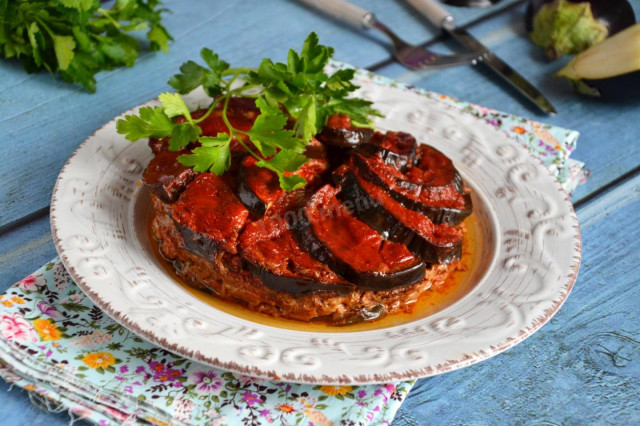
[526,0,636,59]
[557,23,640,100]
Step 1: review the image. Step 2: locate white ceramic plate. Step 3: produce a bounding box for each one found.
[51,75,581,385]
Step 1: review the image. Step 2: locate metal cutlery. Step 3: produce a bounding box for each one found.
[404,0,557,114]
[296,0,480,70]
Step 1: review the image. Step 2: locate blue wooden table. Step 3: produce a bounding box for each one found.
[1,0,639,424]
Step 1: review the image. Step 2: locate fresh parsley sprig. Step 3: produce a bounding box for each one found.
[0,0,172,92]
[116,32,381,191]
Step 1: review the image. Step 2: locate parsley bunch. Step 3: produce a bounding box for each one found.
[0,0,171,92]
[117,33,381,191]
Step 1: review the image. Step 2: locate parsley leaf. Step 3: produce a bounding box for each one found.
[51,34,75,71]
[159,92,192,123]
[257,151,310,191]
[168,48,230,97]
[258,150,309,173]
[247,99,301,157]
[168,61,209,94]
[294,96,317,143]
[245,32,379,143]
[116,106,173,141]
[169,123,201,151]
[178,135,231,175]
[0,0,172,92]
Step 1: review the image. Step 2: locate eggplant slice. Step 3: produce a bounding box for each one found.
[172,173,250,259]
[351,152,472,226]
[557,22,640,100]
[359,131,418,172]
[237,156,284,217]
[142,150,197,203]
[315,114,376,171]
[316,114,374,148]
[316,126,375,148]
[337,170,463,264]
[239,212,355,296]
[292,185,426,290]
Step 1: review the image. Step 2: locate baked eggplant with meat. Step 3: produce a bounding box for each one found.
[144,99,473,324]
[142,150,197,203]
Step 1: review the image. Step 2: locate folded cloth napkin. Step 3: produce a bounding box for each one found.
[0,70,587,425]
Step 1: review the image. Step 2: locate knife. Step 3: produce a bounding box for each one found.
[405,0,557,115]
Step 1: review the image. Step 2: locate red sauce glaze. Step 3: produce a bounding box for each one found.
[370,131,416,159]
[142,151,196,203]
[189,98,261,155]
[293,154,330,186]
[305,185,418,274]
[148,137,170,154]
[243,156,284,209]
[354,154,466,209]
[406,144,457,187]
[353,171,463,245]
[172,173,249,254]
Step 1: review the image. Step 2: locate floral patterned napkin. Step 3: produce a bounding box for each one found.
[0,71,586,425]
[0,261,411,425]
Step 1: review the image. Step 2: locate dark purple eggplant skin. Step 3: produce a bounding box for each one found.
[291,206,427,291]
[525,0,636,35]
[357,142,417,172]
[142,151,196,203]
[173,219,221,262]
[394,169,466,196]
[243,259,355,296]
[387,145,467,195]
[337,171,462,264]
[315,127,374,172]
[316,127,374,148]
[351,154,472,226]
[359,131,418,172]
[236,165,268,218]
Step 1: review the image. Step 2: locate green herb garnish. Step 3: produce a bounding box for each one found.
[0,0,172,92]
[116,32,381,191]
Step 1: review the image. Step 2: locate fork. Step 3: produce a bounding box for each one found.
[296,0,479,69]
